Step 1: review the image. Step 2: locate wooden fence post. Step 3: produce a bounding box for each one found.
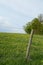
[26,29,34,61]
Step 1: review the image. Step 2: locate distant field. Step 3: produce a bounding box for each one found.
[0,33,43,65]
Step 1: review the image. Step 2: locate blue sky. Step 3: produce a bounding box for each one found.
[0,0,43,33]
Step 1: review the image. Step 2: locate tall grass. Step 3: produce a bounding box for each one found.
[0,33,43,65]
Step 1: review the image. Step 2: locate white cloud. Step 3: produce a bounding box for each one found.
[0,0,43,18]
[0,16,12,28]
[0,16,25,33]
[0,0,38,17]
[0,16,6,20]
[0,0,43,33]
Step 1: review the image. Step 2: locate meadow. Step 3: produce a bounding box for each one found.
[0,33,43,65]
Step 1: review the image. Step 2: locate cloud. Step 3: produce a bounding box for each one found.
[0,16,6,20]
[0,0,43,18]
[0,16,25,33]
[0,16,13,32]
[0,0,43,16]
[0,16,11,27]
[0,0,43,33]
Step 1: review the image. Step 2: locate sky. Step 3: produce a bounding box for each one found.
[0,0,43,33]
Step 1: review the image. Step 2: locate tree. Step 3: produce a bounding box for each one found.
[31,18,42,34]
[24,18,42,34]
[24,17,43,61]
[24,22,32,34]
[38,14,43,23]
[38,14,43,34]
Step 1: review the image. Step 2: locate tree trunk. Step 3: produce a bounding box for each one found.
[26,29,34,61]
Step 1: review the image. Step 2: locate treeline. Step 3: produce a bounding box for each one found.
[24,14,43,35]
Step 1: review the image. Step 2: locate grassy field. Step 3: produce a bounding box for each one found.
[0,33,43,65]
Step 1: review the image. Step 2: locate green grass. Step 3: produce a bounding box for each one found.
[0,33,43,65]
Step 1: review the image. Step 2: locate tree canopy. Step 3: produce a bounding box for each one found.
[24,18,43,34]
